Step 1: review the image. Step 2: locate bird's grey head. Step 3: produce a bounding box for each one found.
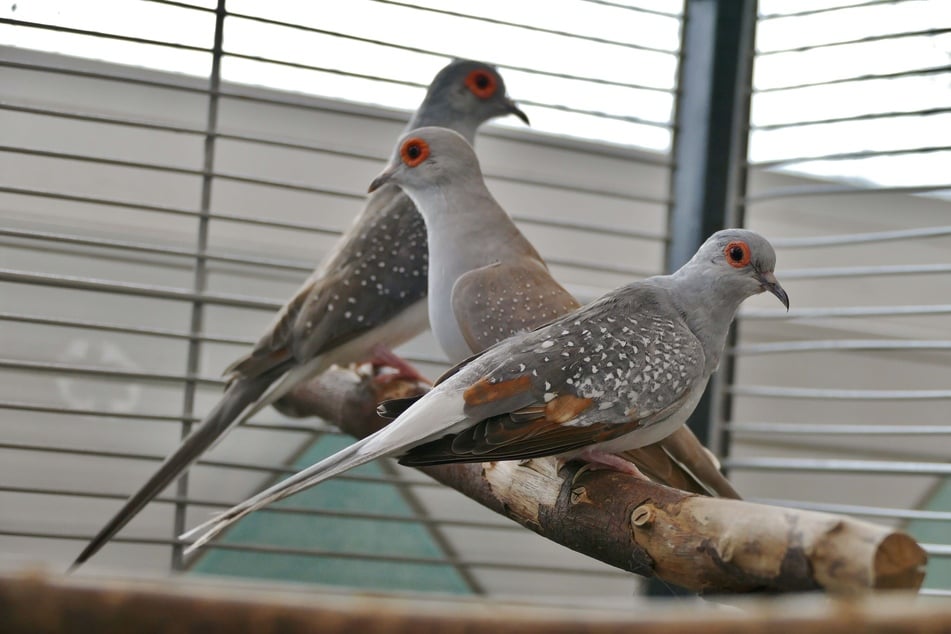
[368,126,481,199]
[412,60,529,141]
[685,228,790,310]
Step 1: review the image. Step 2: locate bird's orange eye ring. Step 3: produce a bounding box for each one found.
[400,137,430,167]
[465,69,498,99]
[724,241,751,268]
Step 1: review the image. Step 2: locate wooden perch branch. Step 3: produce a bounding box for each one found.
[277,365,927,595]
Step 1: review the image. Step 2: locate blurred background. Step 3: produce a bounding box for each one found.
[1,0,949,604]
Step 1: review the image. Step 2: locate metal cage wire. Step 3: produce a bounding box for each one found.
[0,0,678,602]
[1,0,949,600]
[717,0,951,597]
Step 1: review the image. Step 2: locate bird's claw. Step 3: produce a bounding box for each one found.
[368,344,432,385]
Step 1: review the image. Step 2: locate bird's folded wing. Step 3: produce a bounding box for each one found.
[375,347,488,420]
[402,290,706,465]
[400,399,638,465]
[293,192,430,360]
[386,389,740,498]
[223,273,318,380]
[400,379,700,466]
[222,265,351,380]
[226,193,429,379]
[451,257,580,354]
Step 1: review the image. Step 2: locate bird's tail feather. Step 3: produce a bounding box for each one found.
[230,356,329,429]
[180,437,372,554]
[69,362,290,571]
[658,428,741,499]
[181,390,467,554]
[376,394,424,419]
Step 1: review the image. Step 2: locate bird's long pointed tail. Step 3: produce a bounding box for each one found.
[619,427,740,499]
[226,357,326,430]
[659,427,741,499]
[179,437,373,554]
[69,362,290,571]
[180,390,467,554]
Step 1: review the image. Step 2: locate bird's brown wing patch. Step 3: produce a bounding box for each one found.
[544,393,593,424]
[399,399,642,466]
[381,370,584,425]
[379,348,493,419]
[399,417,641,466]
[463,375,533,407]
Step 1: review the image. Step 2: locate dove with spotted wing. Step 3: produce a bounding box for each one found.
[181,223,788,552]
[372,127,744,493]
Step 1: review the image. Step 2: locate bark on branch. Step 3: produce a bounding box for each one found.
[276,365,927,595]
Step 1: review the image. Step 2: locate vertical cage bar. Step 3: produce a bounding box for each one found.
[707,1,759,464]
[649,0,757,597]
[172,0,226,571]
[663,0,758,448]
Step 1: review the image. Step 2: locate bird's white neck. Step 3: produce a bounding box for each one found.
[407,181,528,363]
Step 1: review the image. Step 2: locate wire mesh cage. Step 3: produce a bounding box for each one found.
[721,0,951,596]
[1,0,680,603]
[0,0,948,612]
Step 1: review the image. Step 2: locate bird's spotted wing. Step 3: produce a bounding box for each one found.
[223,273,317,380]
[291,189,430,360]
[399,394,643,465]
[450,258,581,354]
[226,188,429,378]
[400,285,706,465]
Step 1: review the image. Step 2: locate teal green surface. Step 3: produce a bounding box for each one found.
[189,435,472,593]
[906,478,951,591]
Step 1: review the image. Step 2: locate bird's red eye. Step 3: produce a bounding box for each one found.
[724,241,751,268]
[465,69,497,99]
[400,138,430,167]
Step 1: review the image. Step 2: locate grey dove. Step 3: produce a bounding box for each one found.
[372,127,741,495]
[70,60,529,569]
[180,222,788,551]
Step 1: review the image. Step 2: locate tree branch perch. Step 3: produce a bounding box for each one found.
[275,365,927,595]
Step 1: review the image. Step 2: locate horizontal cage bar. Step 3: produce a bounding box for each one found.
[728,385,951,400]
[0,484,518,532]
[751,107,951,131]
[733,339,951,355]
[757,28,951,57]
[726,422,951,436]
[754,65,951,94]
[0,440,443,488]
[758,1,892,20]
[723,457,951,476]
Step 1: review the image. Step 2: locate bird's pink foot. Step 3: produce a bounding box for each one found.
[369,344,432,385]
[572,449,649,480]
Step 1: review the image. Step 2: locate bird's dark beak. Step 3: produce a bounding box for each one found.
[368,166,396,193]
[505,97,530,126]
[758,271,789,311]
